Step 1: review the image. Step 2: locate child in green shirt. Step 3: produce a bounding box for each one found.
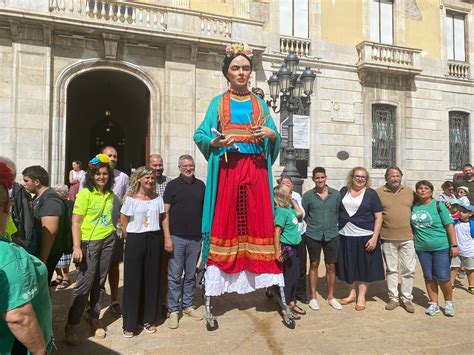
[273,185,304,318]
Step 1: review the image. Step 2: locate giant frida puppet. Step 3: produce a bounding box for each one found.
[194,43,284,296]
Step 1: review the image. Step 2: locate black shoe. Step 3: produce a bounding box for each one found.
[296,296,309,304]
[109,302,122,317]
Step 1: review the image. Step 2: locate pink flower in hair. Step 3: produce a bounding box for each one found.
[225,42,254,59]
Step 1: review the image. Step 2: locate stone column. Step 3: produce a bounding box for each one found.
[163,44,197,176]
[9,23,53,180]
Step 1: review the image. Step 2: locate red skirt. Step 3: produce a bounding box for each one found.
[68,182,80,201]
[207,153,282,275]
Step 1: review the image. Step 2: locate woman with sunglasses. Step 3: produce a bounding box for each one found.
[336,167,384,311]
[438,181,456,205]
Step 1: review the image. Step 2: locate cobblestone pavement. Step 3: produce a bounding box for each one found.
[51,262,473,354]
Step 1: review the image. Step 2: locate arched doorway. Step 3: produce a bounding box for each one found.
[65,70,150,179]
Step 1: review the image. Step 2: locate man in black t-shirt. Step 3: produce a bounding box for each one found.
[162,155,205,329]
[22,165,65,282]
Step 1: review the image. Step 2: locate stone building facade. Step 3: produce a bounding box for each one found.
[0,0,472,191]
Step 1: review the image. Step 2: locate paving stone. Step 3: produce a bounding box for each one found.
[51,262,473,354]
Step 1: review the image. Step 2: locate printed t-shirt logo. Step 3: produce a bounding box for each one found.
[90,202,111,227]
[411,210,433,228]
[292,216,298,225]
[23,286,38,299]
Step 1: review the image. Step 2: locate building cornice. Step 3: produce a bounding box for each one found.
[0,6,266,52]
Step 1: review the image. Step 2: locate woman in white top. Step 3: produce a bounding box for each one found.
[120,166,167,338]
[437,181,456,206]
[68,160,85,201]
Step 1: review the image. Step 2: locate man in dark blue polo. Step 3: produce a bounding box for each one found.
[162,155,205,329]
[302,167,342,311]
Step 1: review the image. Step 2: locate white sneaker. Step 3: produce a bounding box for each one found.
[327,298,342,310]
[309,298,320,311]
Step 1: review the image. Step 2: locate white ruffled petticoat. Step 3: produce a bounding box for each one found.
[204,265,285,296]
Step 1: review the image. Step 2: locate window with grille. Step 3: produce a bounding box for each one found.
[446,12,466,62]
[280,0,308,38]
[370,0,393,45]
[449,111,470,171]
[372,104,396,168]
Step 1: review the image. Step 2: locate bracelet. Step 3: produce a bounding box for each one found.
[450,245,458,248]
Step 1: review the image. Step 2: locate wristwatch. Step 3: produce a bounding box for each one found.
[450,245,458,248]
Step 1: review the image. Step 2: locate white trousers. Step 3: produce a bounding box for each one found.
[381,240,416,302]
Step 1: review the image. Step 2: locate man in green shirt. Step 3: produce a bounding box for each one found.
[301,167,341,311]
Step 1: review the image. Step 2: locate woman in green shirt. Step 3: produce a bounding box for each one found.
[65,155,116,345]
[411,180,458,317]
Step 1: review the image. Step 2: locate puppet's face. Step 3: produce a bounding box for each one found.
[227,55,251,92]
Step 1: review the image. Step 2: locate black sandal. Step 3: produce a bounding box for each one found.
[290,310,301,320]
[49,278,63,287]
[56,280,71,290]
[291,304,307,315]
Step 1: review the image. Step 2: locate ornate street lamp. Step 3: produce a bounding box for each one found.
[267,53,316,194]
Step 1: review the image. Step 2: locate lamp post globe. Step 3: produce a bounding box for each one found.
[267,72,280,101]
[294,79,303,98]
[278,64,291,93]
[284,53,300,75]
[300,66,316,95]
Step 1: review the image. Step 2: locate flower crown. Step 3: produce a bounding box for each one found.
[225,42,253,59]
[88,154,110,170]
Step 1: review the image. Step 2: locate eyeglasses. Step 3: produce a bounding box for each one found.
[353,175,367,180]
[447,188,454,192]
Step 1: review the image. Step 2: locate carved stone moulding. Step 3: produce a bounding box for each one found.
[358,70,415,91]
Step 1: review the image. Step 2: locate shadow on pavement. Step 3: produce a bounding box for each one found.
[53,339,120,355]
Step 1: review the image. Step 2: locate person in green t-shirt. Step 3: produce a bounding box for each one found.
[273,185,303,319]
[0,163,52,355]
[411,180,458,317]
[65,155,116,345]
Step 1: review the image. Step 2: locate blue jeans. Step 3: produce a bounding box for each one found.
[416,248,450,282]
[167,235,201,312]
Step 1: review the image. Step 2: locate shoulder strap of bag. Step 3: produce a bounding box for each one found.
[86,193,110,243]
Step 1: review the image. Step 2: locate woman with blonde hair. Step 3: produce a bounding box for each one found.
[336,166,384,311]
[273,184,304,318]
[120,166,167,338]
